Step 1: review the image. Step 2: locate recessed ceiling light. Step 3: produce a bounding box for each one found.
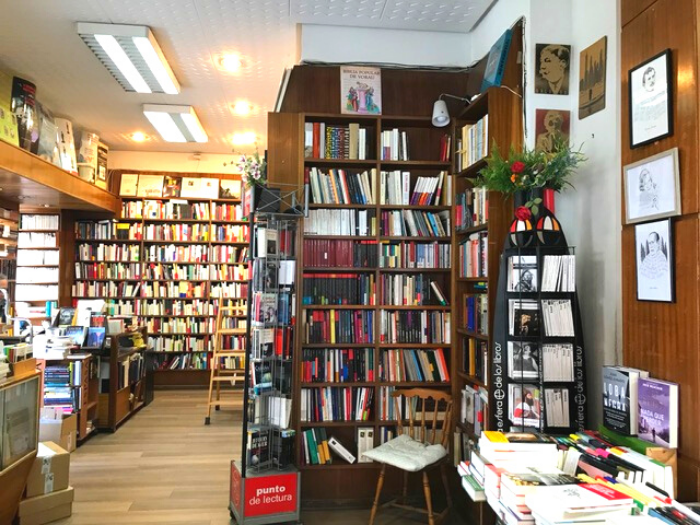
[76,22,180,94]
[218,54,243,73]
[231,101,253,116]
[231,132,257,146]
[143,104,208,143]
[43,204,51,208]
[130,132,149,142]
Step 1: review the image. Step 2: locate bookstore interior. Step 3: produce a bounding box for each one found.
[0,1,698,524]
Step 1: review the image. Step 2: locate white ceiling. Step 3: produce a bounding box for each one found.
[0,0,494,154]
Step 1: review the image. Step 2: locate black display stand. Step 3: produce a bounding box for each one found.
[490,208,587,434]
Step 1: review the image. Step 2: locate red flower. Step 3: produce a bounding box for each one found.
[511,161,526,174]
[515,206,532,221]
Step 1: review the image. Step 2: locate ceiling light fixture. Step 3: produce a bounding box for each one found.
[218,54,243,73]
[130,132,149,142]
[77,22,180,94]
[231,132,257,146]
[231,101,253,116]
[143,104,208,143]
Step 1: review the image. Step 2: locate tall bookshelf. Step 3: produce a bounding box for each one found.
[295,113,455,503]
[73,189,248,387]
[15,212,62,322]
[452,89,523,443]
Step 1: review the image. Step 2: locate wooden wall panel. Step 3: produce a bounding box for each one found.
[621,0,700,499]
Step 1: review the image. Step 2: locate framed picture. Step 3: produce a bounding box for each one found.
[340,66,381,115]
[535,44,571,95]
[136,174,164,198]
[624,147,680,224]
[629,49,673,148]
[579,36,607,119]
[635,218,674,302]
[535,109,571,153]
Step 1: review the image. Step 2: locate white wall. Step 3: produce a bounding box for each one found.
[300,24,470,67]
[108,151,241,174]
[469,0,622,424]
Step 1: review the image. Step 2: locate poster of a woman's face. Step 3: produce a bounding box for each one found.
[624,148,680,224]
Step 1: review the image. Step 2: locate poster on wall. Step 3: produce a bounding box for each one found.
[535,44,571,95]
[535,109,570,153]
[629,49,673,148]
[635,218,674,302]
[623,148,681,224]
[136,174,165,198]
[340,66,382,115]
[578,36,607,119]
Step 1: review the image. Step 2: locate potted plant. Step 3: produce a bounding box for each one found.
[476,139,585,215]
[226,148,279,212]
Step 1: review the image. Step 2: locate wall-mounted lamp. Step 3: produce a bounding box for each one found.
[432,94,471,127]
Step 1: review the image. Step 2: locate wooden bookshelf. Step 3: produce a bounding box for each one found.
[451,88,523,441]
[72,179,247,387]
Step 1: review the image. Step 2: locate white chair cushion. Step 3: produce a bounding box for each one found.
[361,434,447,472]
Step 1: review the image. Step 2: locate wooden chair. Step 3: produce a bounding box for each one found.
[368,388,454,525]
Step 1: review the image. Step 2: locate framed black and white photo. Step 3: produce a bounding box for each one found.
[635,219,674,302]
[629,49,673,148]
[624,147,681,224]
[508,342,540,380]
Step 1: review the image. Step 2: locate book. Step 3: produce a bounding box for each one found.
[638,377,678,448]
[180,177,202,198]
[340,66,381,115]
[508,255,538,292]
[54,117,78,174]
[162,176,181,197]
[603,366,649,435]
[509,299,540,337]
[481,29,513,91]
[86,327,106,348]
[119,174,139,196]
[525,483,634,518]
[509,384,542,428]
[357,426,375,463]
[508,342,539,380]
[64,326,87,346]
[136,174,165,197]
[328,435,356,464]
[220,179,241,199]
[0,102,19,147]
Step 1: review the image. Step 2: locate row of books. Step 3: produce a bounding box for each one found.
[44,363,78,414]
[304,122,370,160]
[21,214,59,230]
[376,386,420,421]
[141,281,207,299]
[211,203,245,222]
[456,187,489,231]
[303,309,374,344]
[508,255,577,293]
[508,298,574,337]
[300,386,373,422]
[122,200,213,220]
[379,171,452,206]
[249,327,293,360]
[379,241,451,269]
[505,342,576,382]
[460,384,489,435]
[301,273,376,306]
[463,338,489,384]
[148,335,214,353]
[380,273,447,306]
[17,249,59,266]
[72,281,141,298]
[75,246,247,265]
[144,317,215,334]
[140,299,217,316]
[304,208,376,236]
[380,128,409,161]
[457,115,489,170]
[77,243,141,262]
[379,310,451,344]
[378,348,450,382]
[18,231,57,248]
[302,239,378,268]
[379,209,451,237]
[464,294,488,335]
[140,223,211,242]
[459,232,488,278]
[602,365,678,447]
[301,348,374,383]
[306,167,375,205]
[153,353,210,370]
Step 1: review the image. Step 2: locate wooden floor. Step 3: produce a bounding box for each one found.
[56,390,457,525]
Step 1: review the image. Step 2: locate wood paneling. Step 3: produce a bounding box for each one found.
[621,0,700,500]
[0,141,120,214]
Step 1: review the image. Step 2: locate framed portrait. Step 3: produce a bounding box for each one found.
[624,147,680,224]
[629,49,673,148]
[579,37,607,119]
[535,109,571,153]
[508,341,540,380]
[535,44,571,95]
[635,218,674,302]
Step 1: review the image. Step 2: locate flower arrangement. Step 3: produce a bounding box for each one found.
[226,147,267,188]
[476,140,585,214]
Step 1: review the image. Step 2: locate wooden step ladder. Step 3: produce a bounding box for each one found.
[204,303,247,425]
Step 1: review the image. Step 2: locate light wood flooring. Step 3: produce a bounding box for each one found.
[55,390,455,525]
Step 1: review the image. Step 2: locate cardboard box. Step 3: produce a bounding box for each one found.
[25,442,70,498]
[19,486,74,525]
[39,410,77,453]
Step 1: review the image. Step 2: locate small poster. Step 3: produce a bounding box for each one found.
[535,109,571,153]
[578,36,607,119]
[119,173,139,197]
[180,177,201,198]
[200,178,220,199]
[341,66,381,115]
[220,179,242,199]
[137,174,165,197]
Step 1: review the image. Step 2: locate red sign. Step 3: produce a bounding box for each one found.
[230,462,242,512]
[244,472,298,517]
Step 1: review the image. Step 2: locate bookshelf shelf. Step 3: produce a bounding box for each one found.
[456,277,489,283]
[379,205,452,211]
[379,305,450,310]
[300,421,373,427]
[377,343,447,349]
[456,158,488,179]
[301,304,376,310]
[301,382,375,387]
[308,203,375,209]
[456,328,489,341]
[304,267,377,272]
[457,371,487,388]
[380,160,452,169]
[378,267,450,273]
[379,236,451,242]
[299,463,380,470]
[305,159,377,167]
[456,223,488,235]
[302,343,375,349]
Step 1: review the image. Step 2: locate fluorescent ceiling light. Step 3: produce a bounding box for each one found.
[143,104,208,143]
[77,22,180,94]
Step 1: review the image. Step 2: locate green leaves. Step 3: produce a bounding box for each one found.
[525,197,542,216]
